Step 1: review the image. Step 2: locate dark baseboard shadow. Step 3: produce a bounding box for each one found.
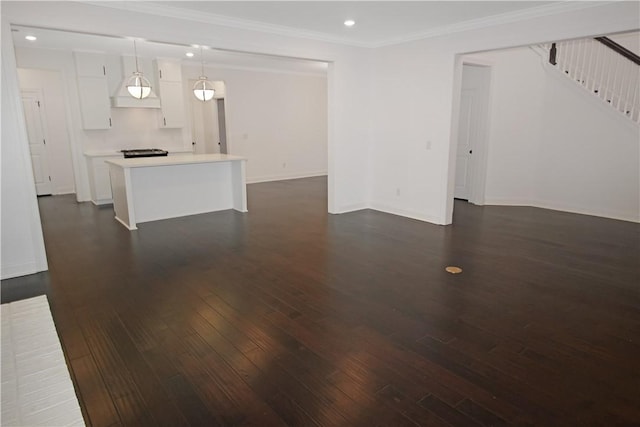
[1,272,50,304]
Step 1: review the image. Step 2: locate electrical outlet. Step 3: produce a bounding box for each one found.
[426,140,432,150]
[396,188,401,196]
[282,162,287,168]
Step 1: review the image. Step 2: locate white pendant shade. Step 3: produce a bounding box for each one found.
[125,40,152,100]
[126,72,152,99]
[193,46,214,102]
[193,76,215,102]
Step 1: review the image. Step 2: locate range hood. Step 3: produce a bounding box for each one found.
[111,55,161,108]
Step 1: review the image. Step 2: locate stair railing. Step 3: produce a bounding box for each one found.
[544,37,640,123]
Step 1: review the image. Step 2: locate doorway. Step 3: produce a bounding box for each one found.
[190,80,228,154]
[453,63,491,204]
[20,89,52,196]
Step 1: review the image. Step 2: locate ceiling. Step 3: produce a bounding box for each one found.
[146,1,556,47]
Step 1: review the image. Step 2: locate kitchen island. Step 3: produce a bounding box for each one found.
[106,153,247,230]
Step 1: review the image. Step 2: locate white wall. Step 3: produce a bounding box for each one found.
[17,68,76,195]
[1,19,48,279]
[183,65,328,183]
[370,2,640,224]
[474,47,545,206]
[470,45,639,222]
[609,31,640,55]
[536,63,639,221]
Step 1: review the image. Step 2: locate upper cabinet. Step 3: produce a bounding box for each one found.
[154,59,185,128]
[74,52,112,130]
[156,60,182,82]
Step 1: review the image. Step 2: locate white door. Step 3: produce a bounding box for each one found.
[190,93,206,154]
[454,64,490,202]
[455,89,475,200]
[21,91,53,195]
[190,89,220,154]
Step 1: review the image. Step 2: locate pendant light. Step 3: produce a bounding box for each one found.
[126,39,151,99]
[193,46,215,102]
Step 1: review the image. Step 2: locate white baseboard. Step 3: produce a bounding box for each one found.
[1,262,46,280]
[531,200,640,223]
[483,198,535,207]
[330,202,369,214]
[484,198,639,223]
[370,202,445,225]
[53,188,75,196]
[246,171,327,184]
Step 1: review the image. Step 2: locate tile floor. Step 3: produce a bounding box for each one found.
[1,295,84,426]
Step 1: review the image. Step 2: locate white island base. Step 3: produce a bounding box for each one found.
[106,154,247,230]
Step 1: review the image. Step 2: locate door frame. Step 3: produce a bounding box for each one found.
[451,56,494,211]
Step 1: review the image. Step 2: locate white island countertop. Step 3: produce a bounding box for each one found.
[105,153,246,168]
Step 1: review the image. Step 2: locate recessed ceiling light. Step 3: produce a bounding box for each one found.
[185,52,194,57]
[344,20,355,27]
[25,35,37,41]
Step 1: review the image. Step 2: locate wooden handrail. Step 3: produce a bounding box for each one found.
[594,36,640,66]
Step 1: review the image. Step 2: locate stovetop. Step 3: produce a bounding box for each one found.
[121,148,169,158]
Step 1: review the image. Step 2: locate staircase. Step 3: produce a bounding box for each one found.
[543,36,640,123]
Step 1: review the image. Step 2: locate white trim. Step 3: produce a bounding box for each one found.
[369,202,444,225]
[330,202,369,214]
[483,198,537,207]
[246,171,327,184]
[197,63,328,78]
[484,198,640,223]
[531,200,640,224]
[114,215,137,230]
[83,1,608,49]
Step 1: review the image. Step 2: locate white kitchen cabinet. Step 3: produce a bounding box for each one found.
[157,81,185,128]
[85,153,120,205]
[74,52,112,130]
[75,52,107,77]
[155,59,182,82]
[154,59,185,128]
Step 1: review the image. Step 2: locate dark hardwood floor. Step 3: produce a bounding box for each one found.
[3,176,639,426]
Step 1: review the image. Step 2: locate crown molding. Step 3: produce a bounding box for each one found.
[372,1,611,48]
[83,1,611,49]
[182,61,328,78]
[82,1,371,48]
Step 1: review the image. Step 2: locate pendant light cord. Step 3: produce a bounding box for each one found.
[200,46,205,76]
[134,39,140,73]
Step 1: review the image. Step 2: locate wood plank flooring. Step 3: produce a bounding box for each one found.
[2,176,639,426]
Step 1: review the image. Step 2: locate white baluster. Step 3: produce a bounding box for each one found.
[595,42,606,98]
[577,39,587,86]
[603,47,614,105]
[584,40,596,92]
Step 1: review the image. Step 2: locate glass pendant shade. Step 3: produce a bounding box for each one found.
[126,72,151,99]
[193,77,215,102]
